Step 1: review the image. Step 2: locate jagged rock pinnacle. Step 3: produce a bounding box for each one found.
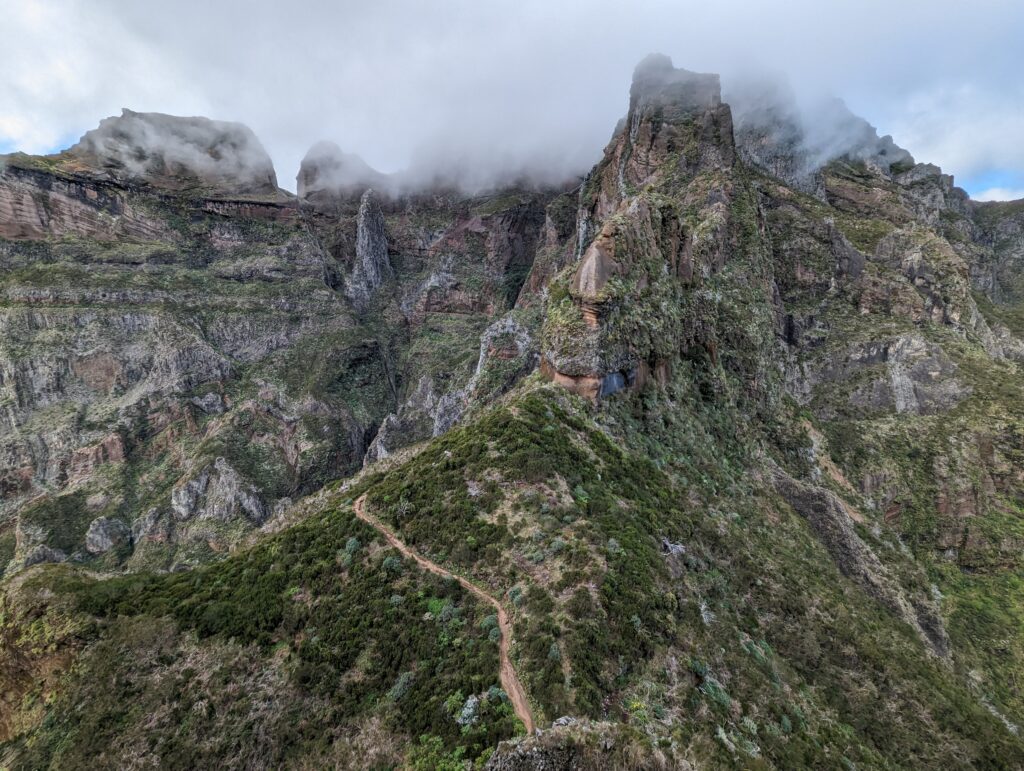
[347,188,392,310]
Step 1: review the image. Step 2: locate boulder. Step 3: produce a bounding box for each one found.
[85,516,132,554]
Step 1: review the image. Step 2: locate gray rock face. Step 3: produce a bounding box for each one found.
[875,228,980,329]
[485,746,580,771]
[346,189,392,311]
[190,392,225,414]
[484,721,643,770]
[894,163,972,226]
[131,507,172,544]
[788,334,970,417]
[171,469,210,521]
[22,544,67,568]
[171,458,269,526]
[365,315,536,465]
[971,200,1024,304]
[883,334,969,415]
[85,516,132,554]
[364,376,439,463]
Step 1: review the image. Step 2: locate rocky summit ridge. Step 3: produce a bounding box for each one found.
[2,55,1024,769]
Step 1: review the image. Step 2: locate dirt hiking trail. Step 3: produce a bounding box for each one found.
[353,494,536,733]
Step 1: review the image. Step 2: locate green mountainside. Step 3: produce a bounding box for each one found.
[3,56,1024,769]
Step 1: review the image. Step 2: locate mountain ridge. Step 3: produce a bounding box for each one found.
[2,54,1024,769]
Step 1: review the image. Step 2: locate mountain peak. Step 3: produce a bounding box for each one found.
[730,78,915,189]
[296,140,391,201]
[630,54,722,118]
[66,108,279,195]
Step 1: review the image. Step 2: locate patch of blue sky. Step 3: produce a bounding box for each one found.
[0,131,83,157]
[960,169,1024,201]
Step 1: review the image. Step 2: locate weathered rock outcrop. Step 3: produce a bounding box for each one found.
[971,199,1024,303]
[788,333,971,417]
[172,458,269,525]
[485,721,676,770]
[365,314,537,462]
[542,54,761,402]
[84,516,131,554]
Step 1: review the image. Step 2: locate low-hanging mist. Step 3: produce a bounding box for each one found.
[32,65,960,202]
[2,0,1023,198]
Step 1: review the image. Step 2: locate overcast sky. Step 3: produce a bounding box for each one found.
[2,0,1023,199]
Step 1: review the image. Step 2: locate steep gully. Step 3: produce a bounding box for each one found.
[353,494,536,734]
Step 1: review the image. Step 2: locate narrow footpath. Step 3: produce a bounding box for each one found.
[353,494,536,733]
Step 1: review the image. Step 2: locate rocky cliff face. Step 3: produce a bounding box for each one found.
[0,119,562,575]
[4,54,1024,770]
[972,198,1024,303]
[542,54,770,404]
[0,162,357,571]
[524,53,1024,764]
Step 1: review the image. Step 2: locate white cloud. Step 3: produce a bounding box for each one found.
[0,0,204,153]
[973,188,1024,203]
[882,83,1024,183]
[1,0,1022,191]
